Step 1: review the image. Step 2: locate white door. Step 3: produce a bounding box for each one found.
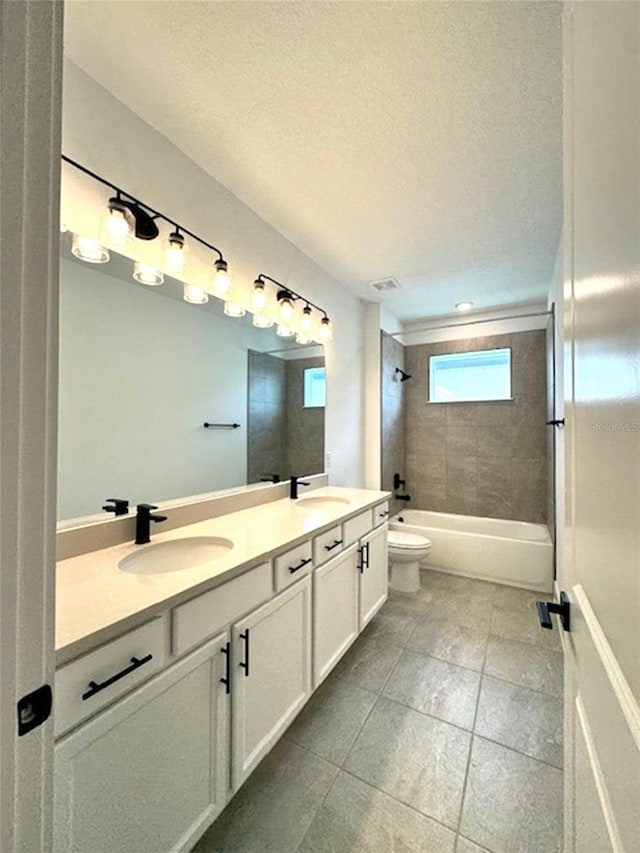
[0,3,62,851]
[54,635,230,853]
[231,577,312,789]
[561,4,640,850]
[313,544,359,687]
[359,525,388,629]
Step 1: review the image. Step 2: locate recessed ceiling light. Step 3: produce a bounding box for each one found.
[455,301,473,312]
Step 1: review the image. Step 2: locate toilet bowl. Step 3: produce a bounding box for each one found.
[388,529,432,593]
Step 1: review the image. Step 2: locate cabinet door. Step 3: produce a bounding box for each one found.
[231,577,312,789]
[359,524,388,630]
[313,544,359,687]
[54,634,230,853]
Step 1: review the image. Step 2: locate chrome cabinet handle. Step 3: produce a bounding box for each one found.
[82,654,153,701]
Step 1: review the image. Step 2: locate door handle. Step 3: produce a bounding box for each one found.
[536,591,571,632]
[546,419,565,427]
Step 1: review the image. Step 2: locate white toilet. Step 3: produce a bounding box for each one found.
[388,529,432,593]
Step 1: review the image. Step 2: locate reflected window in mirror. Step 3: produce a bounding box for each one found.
[303,367,326,408]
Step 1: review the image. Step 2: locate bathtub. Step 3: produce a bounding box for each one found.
[390,510,553,592]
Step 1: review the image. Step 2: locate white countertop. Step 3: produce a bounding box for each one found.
[56,486,389,661]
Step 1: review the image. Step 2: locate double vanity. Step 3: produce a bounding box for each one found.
[54,486,390,853]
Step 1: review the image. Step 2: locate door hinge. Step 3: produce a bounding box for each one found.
[17,684,52,737]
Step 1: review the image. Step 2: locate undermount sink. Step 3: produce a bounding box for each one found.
[295,496,352,510]
[118,536,234,575]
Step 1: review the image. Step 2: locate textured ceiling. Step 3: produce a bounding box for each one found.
[64,1,562,321]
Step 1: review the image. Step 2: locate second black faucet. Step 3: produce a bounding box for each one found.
[135,503,168,544]
[289,475,310,500]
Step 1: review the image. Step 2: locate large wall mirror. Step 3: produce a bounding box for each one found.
[58,238,325,522]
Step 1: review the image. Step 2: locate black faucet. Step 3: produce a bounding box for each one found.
[260,473,281,483]
[396,494,411,502]
[289,475,310,500]
[102,498,129,516]
[135,503,168,545]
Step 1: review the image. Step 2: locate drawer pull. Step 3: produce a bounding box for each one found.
[239,629,250,677]
[379,510,389,518]
[220,642,231,694]
[81,654,153,701]
[288,557,312,574]
[358,542,370,574]
[324,539,343,552]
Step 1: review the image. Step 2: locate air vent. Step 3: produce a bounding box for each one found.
[369,277,400,293]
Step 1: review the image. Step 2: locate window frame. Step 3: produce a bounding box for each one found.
[302,366,326,409]
[427,346,513,404]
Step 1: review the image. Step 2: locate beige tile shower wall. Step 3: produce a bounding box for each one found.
[285,356,325,478]
[404,331,548,523]
[381,332,407,516]
[247,351,287,484]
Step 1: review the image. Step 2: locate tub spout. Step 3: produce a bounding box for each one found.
[396,494,411,502]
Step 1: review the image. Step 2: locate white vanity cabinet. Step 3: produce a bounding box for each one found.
[358,519,389,630]
[53,632,230,853]
[312,543,360,687]
[231,576,312,788]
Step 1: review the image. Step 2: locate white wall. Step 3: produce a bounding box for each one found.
[62,61,366,489]
[58,258,276,518]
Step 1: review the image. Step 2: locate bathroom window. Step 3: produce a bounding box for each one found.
[428,348,512,402]
[303,367,326,408]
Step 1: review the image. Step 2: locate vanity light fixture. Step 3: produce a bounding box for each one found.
[295,332,311,344]
[251,277,268,311]
[71,234,110,264]
[133,262,164,286]
[166,229,186,273]
[252,314,274,329]
[455,300,474,312]
[61,154,231,293]
[183,283,208,304]
[253,272,332,345]
[224,301,246,318]
[277,290,295,323]
[319,315,334,342]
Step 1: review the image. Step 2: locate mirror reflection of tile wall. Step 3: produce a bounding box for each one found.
[247,352,324,483]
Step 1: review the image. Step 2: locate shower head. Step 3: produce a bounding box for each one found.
[395,367,412,382]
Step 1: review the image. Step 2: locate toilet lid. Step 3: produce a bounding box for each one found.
[388,530,431,550]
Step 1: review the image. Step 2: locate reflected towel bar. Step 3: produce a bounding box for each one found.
[203,422,241,429]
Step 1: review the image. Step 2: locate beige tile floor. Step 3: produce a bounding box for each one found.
[194,569,564,853]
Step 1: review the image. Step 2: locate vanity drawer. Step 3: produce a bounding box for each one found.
[342,510,374,547]
[172,561,272,657]
[373,501,390,526]
[313,525,344,566]
[274,540,314,591]
[55,617,166,738]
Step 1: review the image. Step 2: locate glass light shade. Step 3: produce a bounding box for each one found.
[279,297,294,323]
[212,262,231,297]
[183,283,208,304]
[133,262,164,286]
[253,314,274,329]
[251,282,267,310]
[71,234,110,264]
[300,306,313,332]
[165,233,186,273]
[276,324,295,338]
[224,301,246,318]
[319,317,333,342]
[295,332,310,344]
[106,205,131,241]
